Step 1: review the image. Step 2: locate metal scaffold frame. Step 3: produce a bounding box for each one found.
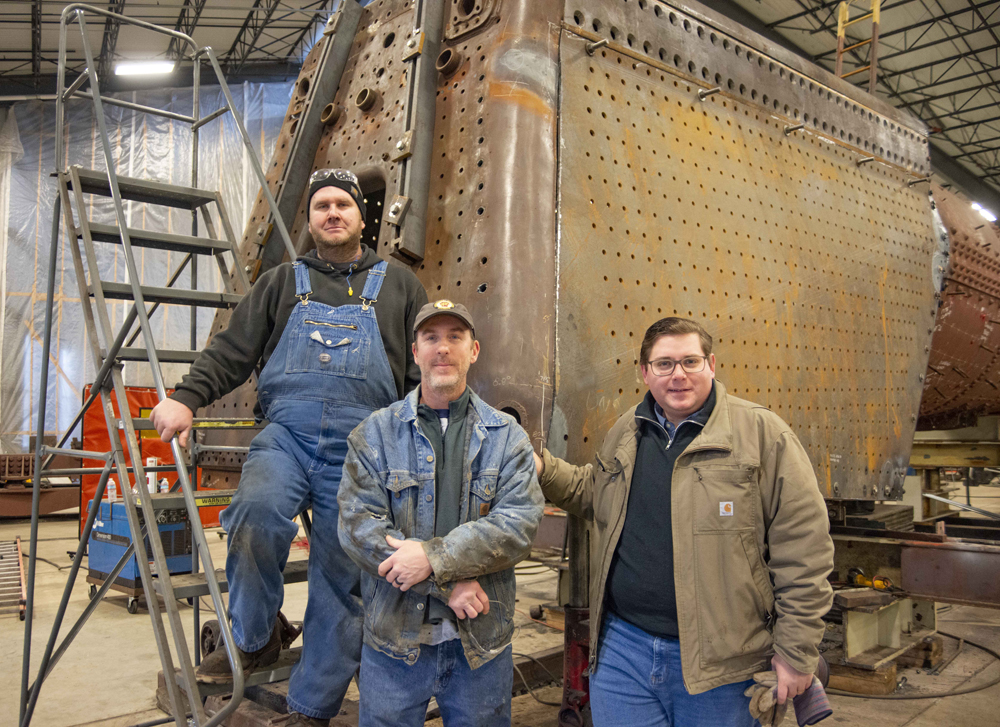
[18,5,298,726]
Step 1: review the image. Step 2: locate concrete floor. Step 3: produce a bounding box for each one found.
[5,514,1000,727]
[1,514,563,727]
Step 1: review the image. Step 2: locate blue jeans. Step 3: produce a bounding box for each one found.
[220,421,364,719]
[590,613,758,727]
[358,641,513,727]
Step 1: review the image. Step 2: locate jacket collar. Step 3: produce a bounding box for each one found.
[398,385,507,428]
[690,380,733,453]
[630,380,733,454]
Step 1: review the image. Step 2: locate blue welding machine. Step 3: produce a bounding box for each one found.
[87,499,192,608]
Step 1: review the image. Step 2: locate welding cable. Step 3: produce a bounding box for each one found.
[827,631,1000,700]
[127,715,187,727]
[19,551,71,570]
[511,659,562,707]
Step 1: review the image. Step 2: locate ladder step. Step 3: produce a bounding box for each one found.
[153,560,308,599]
[70,167,217,210]
[171,648,302,699]
[116,348,201,364]
[98,282,242,308]
[132,418,262,433]
[87,223,232,255]
[150,489,236,511]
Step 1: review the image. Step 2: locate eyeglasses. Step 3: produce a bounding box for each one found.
[309,168,359,186]
[646,355,709,377]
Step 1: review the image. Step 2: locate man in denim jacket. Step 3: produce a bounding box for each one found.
[338,300,544,727]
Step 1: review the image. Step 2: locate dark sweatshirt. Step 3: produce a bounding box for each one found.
[170,246,428,416]
[605,386,717,638]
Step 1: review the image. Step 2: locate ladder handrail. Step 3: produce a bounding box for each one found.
[71,17,237,724]
[18,5,305,726]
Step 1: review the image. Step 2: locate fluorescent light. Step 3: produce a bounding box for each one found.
[115,61,175,76]
[971,202,983,211]
[980,207,997,223]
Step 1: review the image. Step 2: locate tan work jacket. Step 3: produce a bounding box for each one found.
[540,380,834,694]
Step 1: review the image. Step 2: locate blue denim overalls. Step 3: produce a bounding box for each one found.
[219,259,397,719]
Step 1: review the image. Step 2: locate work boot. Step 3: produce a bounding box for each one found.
[195,620,281,684]
[269,713,330,727]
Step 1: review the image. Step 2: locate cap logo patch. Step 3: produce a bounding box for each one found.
[434,300,456,310]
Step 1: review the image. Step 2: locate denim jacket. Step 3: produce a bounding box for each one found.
[338,386,544,669]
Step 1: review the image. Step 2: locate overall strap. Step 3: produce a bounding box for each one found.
[359,260,388,309]
[293,261,313,304]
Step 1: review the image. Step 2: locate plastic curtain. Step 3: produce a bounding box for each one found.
[0,81,293,453]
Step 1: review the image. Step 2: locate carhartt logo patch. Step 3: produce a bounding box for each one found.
[719,501,734,517]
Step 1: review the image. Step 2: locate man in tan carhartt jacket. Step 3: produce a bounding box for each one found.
[534,317,833,727]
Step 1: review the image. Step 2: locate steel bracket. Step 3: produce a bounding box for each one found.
[385,195,411,225]
[402,32,425,61]
[391,131,414,161]
[391,237,423,264]
[324,7,342,35]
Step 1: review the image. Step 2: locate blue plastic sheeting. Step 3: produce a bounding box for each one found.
[0,81,292,452]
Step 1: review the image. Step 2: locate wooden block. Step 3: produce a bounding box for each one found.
[834,589,895,610]
[155,670,194,717]
[895,635,944,669]
[205,694,359,726]
[828,662,897,695]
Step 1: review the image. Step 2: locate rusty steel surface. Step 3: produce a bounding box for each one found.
[552,0,939,501]
[198,0,561,487]
[919,185,1000,430]
[199,0,943,503]
[901,540,1000,608]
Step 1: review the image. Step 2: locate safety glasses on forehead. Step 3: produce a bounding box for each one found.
[309,168,359,186]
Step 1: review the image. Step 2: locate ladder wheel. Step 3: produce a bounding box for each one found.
[89,584,98,600]
[201,619,222,657]
[127,598,139,615]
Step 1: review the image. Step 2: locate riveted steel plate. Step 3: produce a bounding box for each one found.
[919,185,1000,429]
[553,29,938,500]
[199,0,562,484]
[565,0,929,174]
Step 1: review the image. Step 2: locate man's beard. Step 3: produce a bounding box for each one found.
[313,228,363,260]
[423,367,464,394]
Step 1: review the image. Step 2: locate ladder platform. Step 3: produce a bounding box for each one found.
[69,167,217,210]
[155,560,308,600]
[132,417,262,432]
[151,489,237,511]
[117,347,201,364]
[87,223,231,255]
[98,282,242,308]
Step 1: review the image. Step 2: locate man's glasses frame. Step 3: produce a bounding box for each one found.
[646,355,710,377]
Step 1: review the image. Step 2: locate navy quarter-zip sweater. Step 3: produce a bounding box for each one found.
[605,385,717,638]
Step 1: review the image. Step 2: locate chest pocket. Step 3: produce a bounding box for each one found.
[690,465,759,532]
[386,475,419,535]
[469,473,497,520]
[593,454,625,527]
[285,316,370,379]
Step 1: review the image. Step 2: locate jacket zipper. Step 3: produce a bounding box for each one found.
[588,441,635,676]
[305,319,357,329]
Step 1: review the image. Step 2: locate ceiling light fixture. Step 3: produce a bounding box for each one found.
[114,61,175,76]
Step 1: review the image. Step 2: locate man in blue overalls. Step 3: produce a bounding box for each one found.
[150,168,428,726]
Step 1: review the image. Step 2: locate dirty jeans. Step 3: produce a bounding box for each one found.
[221,420,365,719]
[589,612,758,727]
[358,641,513,727]
[218,259,395,719]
